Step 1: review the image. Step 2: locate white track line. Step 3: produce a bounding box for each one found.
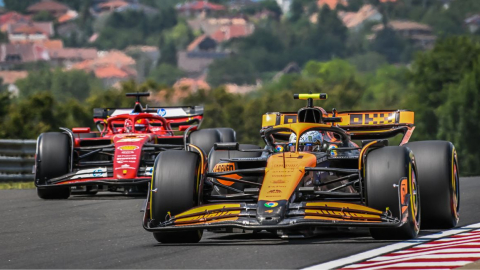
[303,222,480,270]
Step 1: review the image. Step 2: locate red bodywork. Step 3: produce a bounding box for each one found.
[51,108,202,187]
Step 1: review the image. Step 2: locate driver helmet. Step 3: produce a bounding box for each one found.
[135,119,150,132]
[288,131,323,152]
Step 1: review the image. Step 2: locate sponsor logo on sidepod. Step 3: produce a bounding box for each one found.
[117,145,139,151]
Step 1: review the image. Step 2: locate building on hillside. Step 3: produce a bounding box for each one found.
[0,43,50,70]
[176,1,226,17]
[0,12,31,32]
[337,5,382,31]
[210,24,254,42]
[178,35,229,77]
[57,10,78,24]
[188,17,251,35]
[69,50,137,87]
[371,20,436,49]
[27,0,70,18]
[317,0,347,10]
[7,22,54,43]
[0,70,28,96]
[49,48,98,67]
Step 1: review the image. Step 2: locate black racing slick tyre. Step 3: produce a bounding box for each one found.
[405,141,459,229]
[35,132,71,199]
[189,129,221,156]
[150,150,203,243]
[215,128,236,142]
[366,146,420,240]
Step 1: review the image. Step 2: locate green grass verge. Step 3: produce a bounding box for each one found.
[0,182,35,190]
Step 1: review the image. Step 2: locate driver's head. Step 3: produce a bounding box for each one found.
[135,119,149,133]
[288,131,323,152]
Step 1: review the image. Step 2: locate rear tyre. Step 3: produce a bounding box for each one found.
[35,132,71,199]
[150,150,203,243]
[366,146,420,240]
[215,128,236,142]
[189,129,221,156]
[405,141,459,229]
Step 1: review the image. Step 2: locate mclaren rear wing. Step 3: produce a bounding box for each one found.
[262,110,415,144]
[93,106,204,127]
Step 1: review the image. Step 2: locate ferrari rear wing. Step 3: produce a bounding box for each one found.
[93,106,204,126]
[262,110,414,143]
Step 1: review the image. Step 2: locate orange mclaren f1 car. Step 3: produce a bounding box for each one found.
[142,93,459,243]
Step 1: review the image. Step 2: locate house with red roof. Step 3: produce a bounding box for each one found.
[0,12,31,32]
[210,24,254,42]
[177,1,226,17]
[69,50,137,87]
[27,0,70,18]
[0,43,49,70]
[371,20,436,49]
[7,22,54,43]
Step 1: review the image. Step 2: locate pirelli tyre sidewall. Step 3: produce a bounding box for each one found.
[404,141,459,229]
[366,146,420,240]
[150,150,203,243]
[35,132,71,199]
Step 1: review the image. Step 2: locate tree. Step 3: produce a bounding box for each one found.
[437,64,480,176]
[207,57,257,87]
[149,63,185,86]
[406,36,480,141]
[370,27,407,63]
[32,10,55,22]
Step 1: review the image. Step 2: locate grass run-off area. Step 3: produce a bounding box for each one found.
[0,181,35,190]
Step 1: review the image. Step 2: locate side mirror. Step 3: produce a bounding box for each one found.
[72,127,91,133]
[214,142,239,151]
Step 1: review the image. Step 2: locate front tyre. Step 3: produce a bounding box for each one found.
[366,146,420,240]
[150,150,203,243]
[35,132,71,199]
[405,141,459,229]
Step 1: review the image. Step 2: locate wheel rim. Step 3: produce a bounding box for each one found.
[411,169,420,232]
[452,161,460,223]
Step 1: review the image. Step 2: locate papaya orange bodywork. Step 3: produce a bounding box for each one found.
[258,152,316,201]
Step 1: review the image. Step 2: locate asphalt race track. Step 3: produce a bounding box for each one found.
[1,177,479,269]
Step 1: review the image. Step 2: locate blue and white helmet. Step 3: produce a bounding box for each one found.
[288,131,323,152]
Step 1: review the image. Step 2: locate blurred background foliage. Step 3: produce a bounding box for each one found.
[1,36,480,175]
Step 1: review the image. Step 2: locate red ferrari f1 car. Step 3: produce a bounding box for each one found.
[35,92,236,199]
[143,93,459,243]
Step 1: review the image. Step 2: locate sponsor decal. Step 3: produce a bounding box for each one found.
[157,108,167,117]
[93,169,103,177]
[115,164,135,170]
[213,163,235,172]
[189,211,236,221]
[264,202,279,208]
[71,167,107,179]
[273,164,298,168]
[118,138,143,142]
[272,179,286,183]
[117,145,139,151]
[145,167,153,176]
[349,112,395,125]
[267,190,282,194]
[274,145,284,152]
[265,210,273,213]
